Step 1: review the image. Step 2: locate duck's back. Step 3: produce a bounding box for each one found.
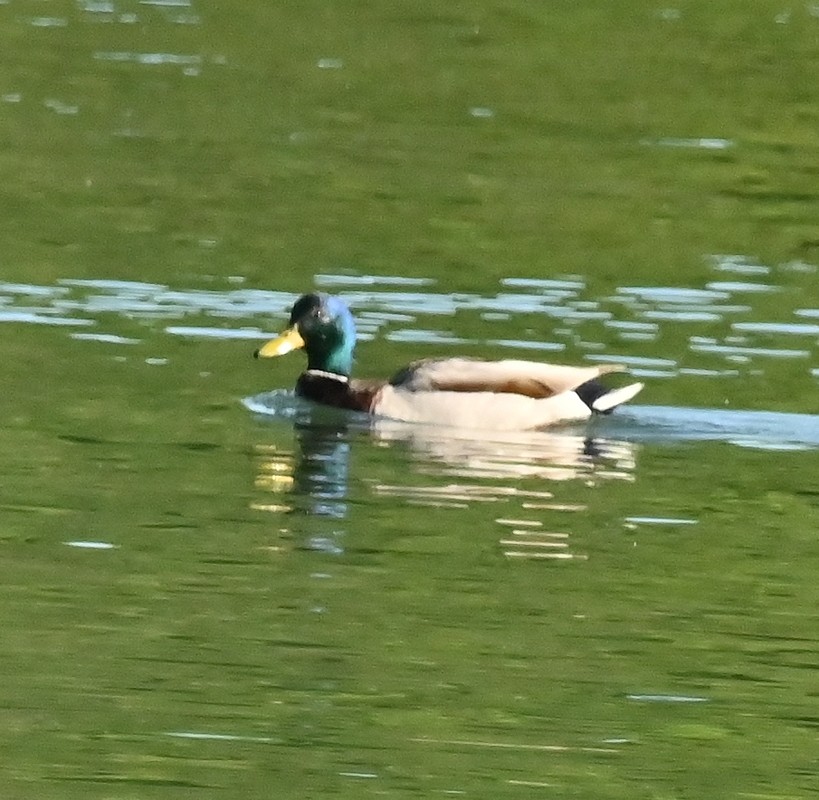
[390,357,624,397]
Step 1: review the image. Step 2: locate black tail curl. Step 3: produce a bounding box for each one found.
[574,378,613,414]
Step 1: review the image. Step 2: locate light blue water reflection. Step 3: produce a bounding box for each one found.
[1,256,817,396]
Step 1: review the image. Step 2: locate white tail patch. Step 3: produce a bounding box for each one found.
[591,382,644,413]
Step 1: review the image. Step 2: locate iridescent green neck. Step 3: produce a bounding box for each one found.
[307,345,353,377]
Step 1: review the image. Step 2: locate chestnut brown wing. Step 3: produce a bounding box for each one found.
[389,357,624,398]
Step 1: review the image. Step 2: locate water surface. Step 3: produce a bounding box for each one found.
[2,3,819,799]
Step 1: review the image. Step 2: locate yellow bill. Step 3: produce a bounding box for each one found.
[254,326,305,358]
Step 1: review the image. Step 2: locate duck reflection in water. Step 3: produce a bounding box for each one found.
[369,419,636,483]
[251,404,357,554]
[250,390,637,552]
[289,418,351,519]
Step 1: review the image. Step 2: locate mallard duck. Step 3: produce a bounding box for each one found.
[254,293,643,430]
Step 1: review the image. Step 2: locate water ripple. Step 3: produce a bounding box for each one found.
[706,281,779,294]
[709,254,770,275]
[689,343,809,359]
[732,322,819,336]
[617,286,729,304]
[611,405,819,449]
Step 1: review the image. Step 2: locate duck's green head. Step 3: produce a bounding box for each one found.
[254,293,356,377]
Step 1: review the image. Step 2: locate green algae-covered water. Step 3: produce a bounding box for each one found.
[2,2,819,798]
